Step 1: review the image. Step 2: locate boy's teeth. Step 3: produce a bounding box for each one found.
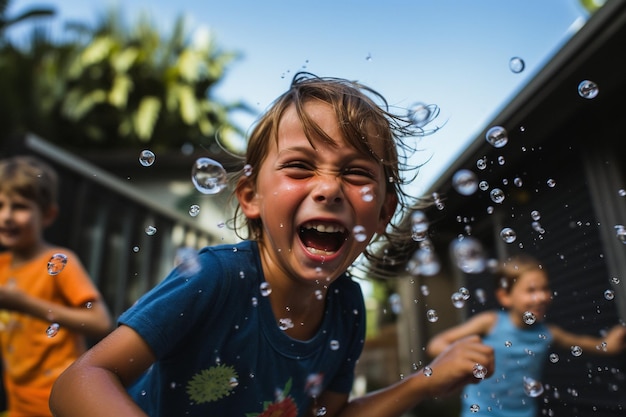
[306,247,336,255]
[302,222,345,233]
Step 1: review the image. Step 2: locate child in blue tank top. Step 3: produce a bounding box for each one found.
[50,72,495,417]
[427,254,626,417]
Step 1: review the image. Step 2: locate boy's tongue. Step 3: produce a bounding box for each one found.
[300,228,343,253]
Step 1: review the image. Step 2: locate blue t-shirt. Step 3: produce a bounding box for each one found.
[119,240,366,417]
[461,310,552,417]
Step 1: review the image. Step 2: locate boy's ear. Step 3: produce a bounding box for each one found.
[495,287,512,308]
[376,192,398,234]
[42,204,58,228]
[235,176,261,219]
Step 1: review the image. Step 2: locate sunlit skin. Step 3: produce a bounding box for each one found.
[497,269,552,328]
[427,268,626,360]
[0,191,57,264]
[238,101,396,339]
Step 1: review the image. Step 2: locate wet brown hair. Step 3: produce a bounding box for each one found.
[496,254,546,294]
[231,72,429,271]
[0,155,58,212]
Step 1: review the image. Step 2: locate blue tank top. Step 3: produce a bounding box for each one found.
[461,310,552,417]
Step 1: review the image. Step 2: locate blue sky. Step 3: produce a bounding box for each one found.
[9,0,589,195]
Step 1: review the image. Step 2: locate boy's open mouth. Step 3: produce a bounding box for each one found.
[299,221,348,255]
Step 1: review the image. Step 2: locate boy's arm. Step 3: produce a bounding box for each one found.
[0,285,113,339]
[426,311,496,358]
[549,323,626,355]
[50,324,155,417]
[314,335,494,417]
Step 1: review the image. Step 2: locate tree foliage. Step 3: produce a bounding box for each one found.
[1,4,252,153]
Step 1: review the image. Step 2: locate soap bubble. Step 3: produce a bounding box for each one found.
[410,210,429,242]
[189,204,200,217]
[530,210,541,221]
[47,253,68,275]
[426,309,439,323]
[476,157,487,170]
[615,225,626,244]
[604,289,615,300]
[549,353,559,363]
[469,404,480,413]
[407,102,437,127]
[523,376,544,397]
[139,150,156,167]
[571,345,583,357]
[452,169,478,196]
[523,311,536,325]
[260,282,272,297]
[191,157,228,195]
[423,366,433,377]
[485,126,508,148]
[329,340,340,351]
[490,188,505,204]
[451,292,465,308]
[145,225,157,236]
[500,227,517,243]
[577,80,599,99]
[472,363,487,379]
[451,236,486,274]
[353,225,368,242]
[46,322,60,337]
[509,57,525,73]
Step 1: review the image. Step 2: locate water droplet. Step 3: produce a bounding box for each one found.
[411,210,429,242]
[459,287,470,300]
[278,318,294,330]
[578,80,599,99]
[145,225,157,236]
[315,406,327,416]
[500,227,517,243]
[189,204,200,217]
[426,309,439,323]
[485,126,508,148]
[353,225,368,242]
[452,169,478,196]
[46,322,60,337]
[47,253,68,275]
[360,186,374,202]
[571,345,583,356]
[523,376,544,397]
[523,311,536,325]
[191,157,228,195]
[329,340,340,350]
[423,366,433,377]
[407,102,434,127]
[260,282,272,297]
[472,363,487,379]
[490,188,505,204]
[451,292,465,308]
[604,289,615,300]
[509,57,525,73]
[139,150,155,167]
[470,404,480,413]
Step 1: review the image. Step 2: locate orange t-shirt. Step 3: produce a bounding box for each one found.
[0,248,101,417]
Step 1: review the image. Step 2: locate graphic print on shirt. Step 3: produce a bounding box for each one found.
[246,378,298,417]
[186,364,239,404]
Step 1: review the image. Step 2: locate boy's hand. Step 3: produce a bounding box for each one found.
[424,335,494,397]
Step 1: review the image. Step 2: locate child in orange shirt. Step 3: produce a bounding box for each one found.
[0,155,113,417]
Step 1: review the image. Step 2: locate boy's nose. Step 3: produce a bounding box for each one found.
[312,175,344,205]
